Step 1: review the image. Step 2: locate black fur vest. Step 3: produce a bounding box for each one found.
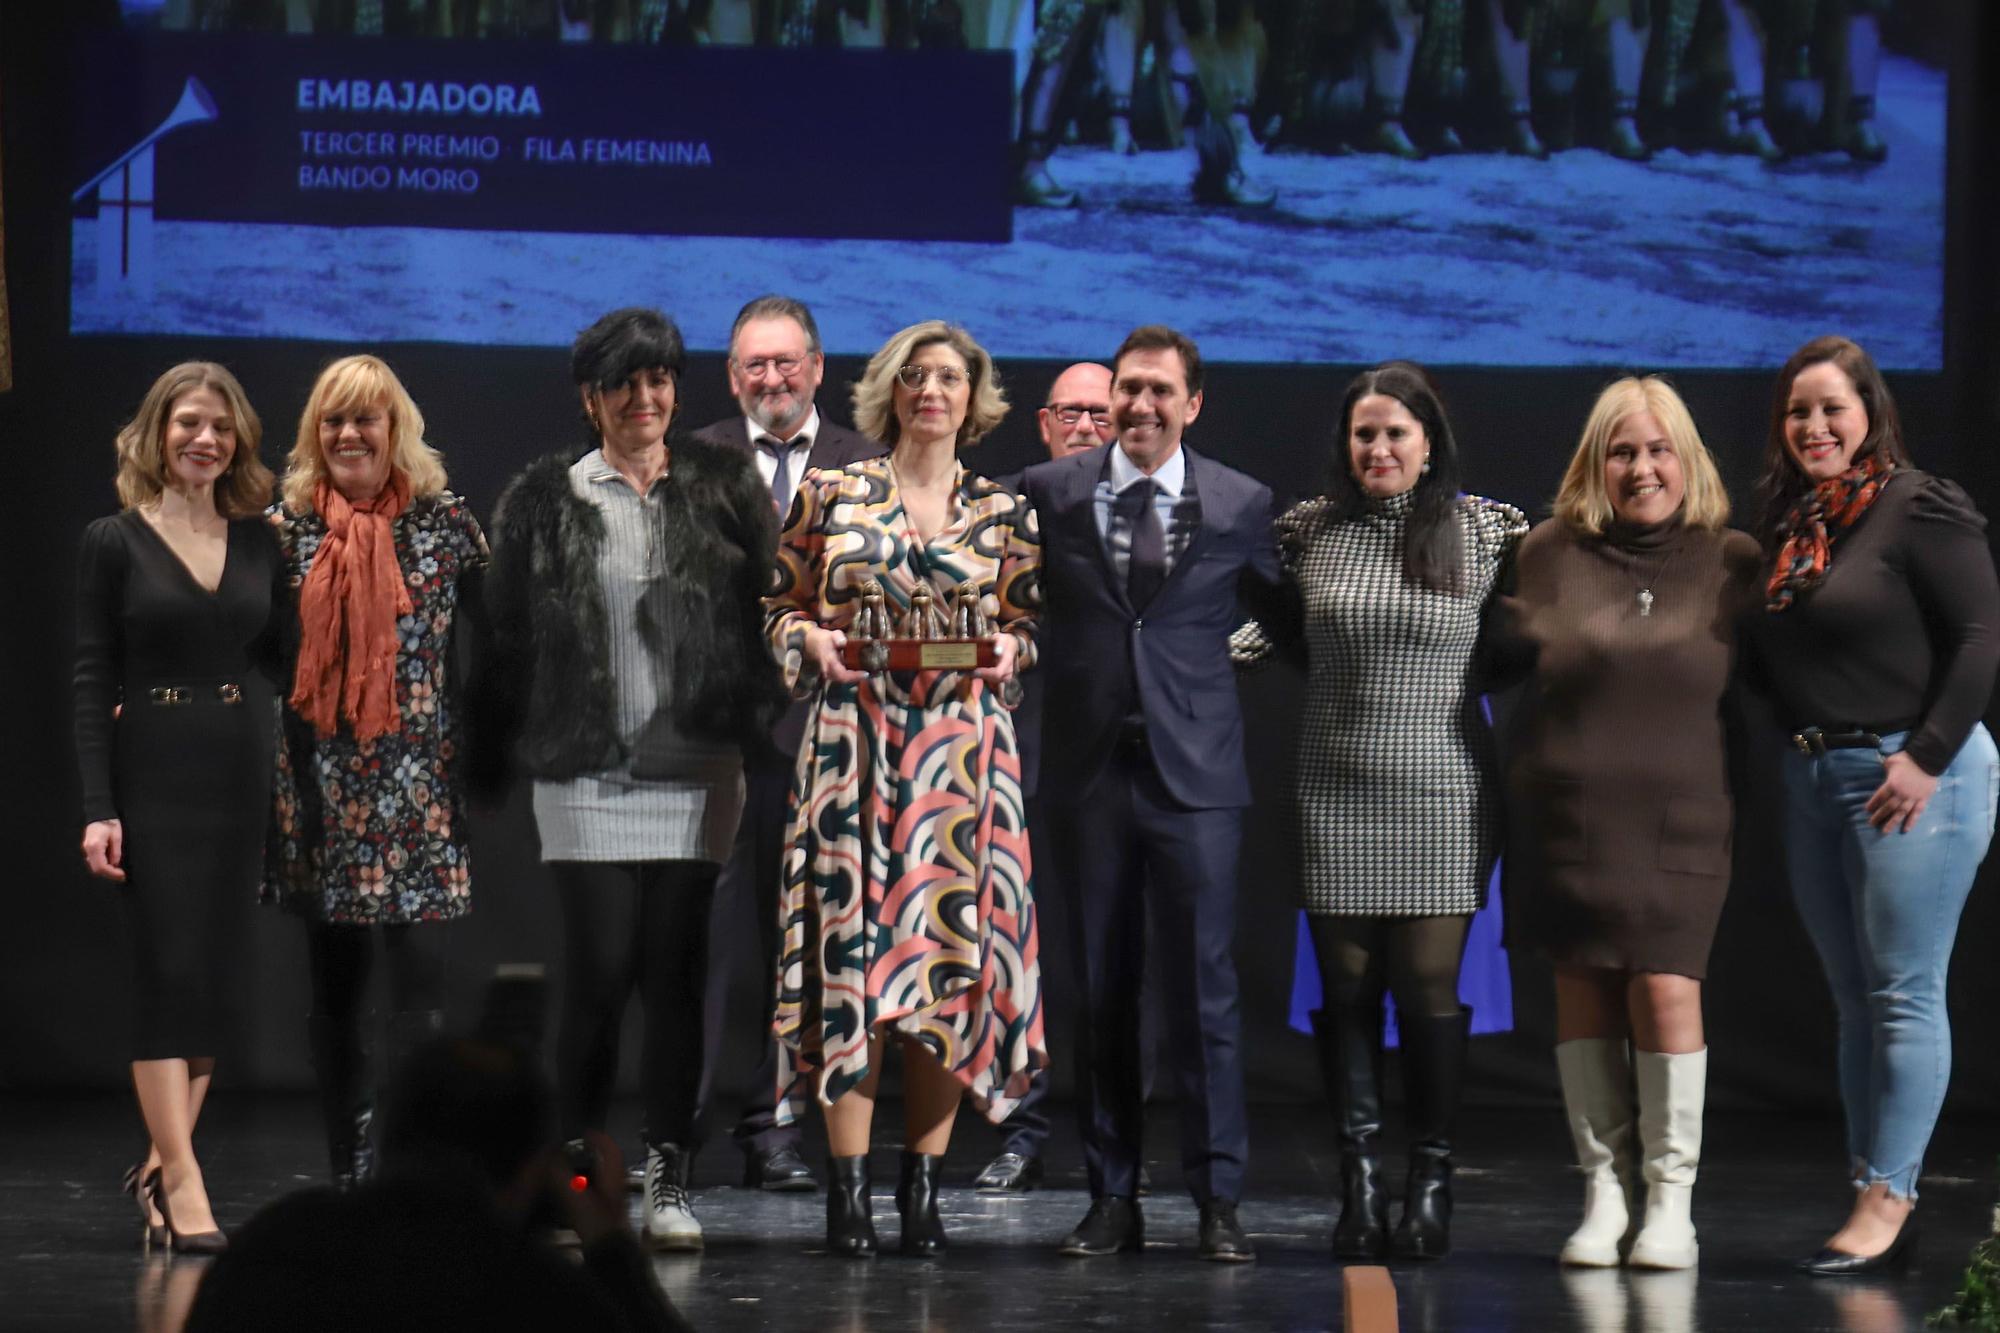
[476,436,784,786]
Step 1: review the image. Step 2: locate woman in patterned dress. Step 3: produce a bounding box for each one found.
[1235,361,1526,1262]
[766,320,1047,1258]
[267,355,487,1194]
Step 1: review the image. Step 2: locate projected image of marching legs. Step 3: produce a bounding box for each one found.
[1184,0,1274,203]
[1485,0,1550,156]
[1016,0,1102,206]
[1602,2,1652,160]
[1834,1,1887,162]
[1715,0,1784,160]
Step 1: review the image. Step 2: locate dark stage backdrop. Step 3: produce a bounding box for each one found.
[4,4,1999,1131]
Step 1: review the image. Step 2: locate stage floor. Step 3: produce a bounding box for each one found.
[2,1096,1992,1331]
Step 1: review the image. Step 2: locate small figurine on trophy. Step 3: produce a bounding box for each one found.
[901,581,952,641]
[841,576,1000,673]
[950,581,988,638]
[853,580,894,672]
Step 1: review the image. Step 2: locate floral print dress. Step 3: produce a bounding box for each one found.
[266,493,488,925]
[765,458,1047,1122]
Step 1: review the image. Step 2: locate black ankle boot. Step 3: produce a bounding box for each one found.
[1314,1005,1390,1260]
[825,1155,878,1258]
[896,1152,947,1257]
[1391,1007,1470,1261]
[307,1012,373,1190]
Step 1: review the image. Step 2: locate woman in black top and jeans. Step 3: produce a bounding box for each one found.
[1748,335,2000,1275]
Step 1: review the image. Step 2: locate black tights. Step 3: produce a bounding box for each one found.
[1310,914,1471,1019]
[307,922,451,1027]
[551,860,717,1146]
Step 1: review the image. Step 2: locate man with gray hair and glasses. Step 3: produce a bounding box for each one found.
[692,296,880,1191]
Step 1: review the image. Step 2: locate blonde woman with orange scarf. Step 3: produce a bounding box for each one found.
[267,354,488,1192]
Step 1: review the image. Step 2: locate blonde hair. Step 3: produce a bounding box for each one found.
[282,354,447,511]
[1554,376,1730,537]
[851,321,1009,448]
[114,362,273,519]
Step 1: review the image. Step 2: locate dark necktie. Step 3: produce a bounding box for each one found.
[1124,479,1166,608]
[756,435,802,514]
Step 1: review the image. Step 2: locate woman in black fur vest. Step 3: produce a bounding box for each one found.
[477,308,783,1251]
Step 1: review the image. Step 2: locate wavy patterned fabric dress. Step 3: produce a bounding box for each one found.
[764,458,1046,1122]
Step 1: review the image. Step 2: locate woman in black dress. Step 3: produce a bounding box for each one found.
[75,363,283,1252]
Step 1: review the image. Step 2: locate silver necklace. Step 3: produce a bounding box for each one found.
[1625,543,1677,617]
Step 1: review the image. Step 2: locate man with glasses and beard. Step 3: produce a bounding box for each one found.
[692,295,881,1192]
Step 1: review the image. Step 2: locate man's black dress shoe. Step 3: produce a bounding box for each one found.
[1059,1197,1143,1256]
[1198,1200,1256,1263]
[745,1143,817,1192]
[1797,1216,1918,1276]
[974,1152,1043,1194]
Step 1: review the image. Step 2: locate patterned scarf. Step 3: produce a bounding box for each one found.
[1765,453,1898,612]
[291,472,413,740]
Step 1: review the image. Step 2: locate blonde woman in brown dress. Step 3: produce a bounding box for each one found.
[1497,377,1760,1271]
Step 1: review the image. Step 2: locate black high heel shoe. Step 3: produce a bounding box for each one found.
[146,1167,228,1256]
[123,1163,167,1249]
[1797,1213,1917,1276]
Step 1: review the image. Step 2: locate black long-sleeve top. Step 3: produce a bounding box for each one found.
[72,510,287,823]
[1747,471,2000,775]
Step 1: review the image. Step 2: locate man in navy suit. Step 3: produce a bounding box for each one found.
[973,362,1117,1196]
[692,295,881,1191]
[1023,325,1281,1262]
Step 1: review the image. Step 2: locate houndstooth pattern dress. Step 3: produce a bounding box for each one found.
[1235,489,1528,916]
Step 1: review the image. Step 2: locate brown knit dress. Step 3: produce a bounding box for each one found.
[1497,518,1762,978]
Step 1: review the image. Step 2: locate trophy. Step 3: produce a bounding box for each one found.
[841,578,1000,672]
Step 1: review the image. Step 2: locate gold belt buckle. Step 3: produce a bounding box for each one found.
[149,686,188,706]
[217,683,243,705]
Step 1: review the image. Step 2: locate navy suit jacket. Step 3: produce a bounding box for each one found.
[694,412,883,761]
[1023,443,1281,811]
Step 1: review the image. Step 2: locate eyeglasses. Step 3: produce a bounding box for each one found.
[735,354,809,379]
[1047,405,1112,429]
[895,364,968,392]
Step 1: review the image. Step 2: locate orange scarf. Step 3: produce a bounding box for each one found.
[291,473,413,741]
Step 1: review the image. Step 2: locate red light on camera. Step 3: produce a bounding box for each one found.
[569,1174,590,1193]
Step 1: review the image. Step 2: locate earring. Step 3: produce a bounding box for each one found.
[1421,456,1431,474]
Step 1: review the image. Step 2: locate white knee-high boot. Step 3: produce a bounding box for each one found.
[1555,1038,1639,1267]
[1627,1047,1706,1270]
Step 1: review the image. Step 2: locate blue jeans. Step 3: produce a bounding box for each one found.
[1782,724,1998,1200]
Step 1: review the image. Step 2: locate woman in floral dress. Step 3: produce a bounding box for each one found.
[266,354,487,1191]
[765,320,1047,1258]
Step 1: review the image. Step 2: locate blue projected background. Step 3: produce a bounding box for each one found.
[71,10,1946,368]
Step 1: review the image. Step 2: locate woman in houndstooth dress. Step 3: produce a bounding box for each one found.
[1236,361,1526,1263]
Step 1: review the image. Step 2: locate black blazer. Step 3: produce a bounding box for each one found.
[694,410,883,760]
[1024,443,1282,810]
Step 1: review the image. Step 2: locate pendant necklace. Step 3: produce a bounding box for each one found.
[1625,541,1678,618]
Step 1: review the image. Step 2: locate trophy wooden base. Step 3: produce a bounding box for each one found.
[840,637,997,672]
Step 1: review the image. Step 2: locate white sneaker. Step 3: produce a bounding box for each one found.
[643,1143,703,1251]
